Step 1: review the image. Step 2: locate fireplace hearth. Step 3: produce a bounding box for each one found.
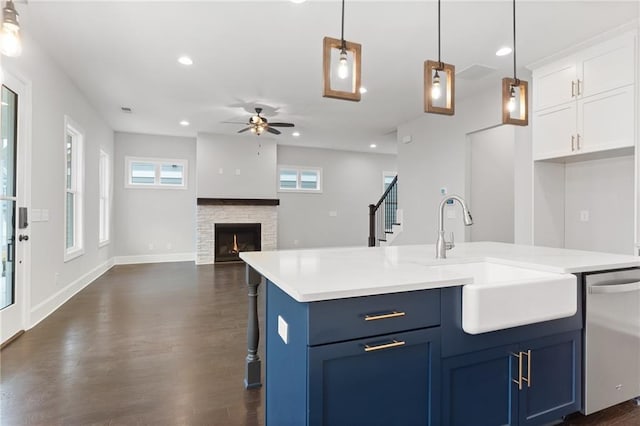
[214,223,261,263]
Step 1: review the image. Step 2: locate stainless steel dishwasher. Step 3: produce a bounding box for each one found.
[583,268,640,415]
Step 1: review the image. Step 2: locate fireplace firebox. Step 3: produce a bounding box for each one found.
[214,223,261,263]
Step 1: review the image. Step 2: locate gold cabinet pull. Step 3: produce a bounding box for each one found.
[577,79,582,96]
[571,135,575,151]
[364,311,406,321]
[522,350,532,388]
[571,81,576,97]
[511,351,523,390]
[576,134,581,151]
[364,340,406,352]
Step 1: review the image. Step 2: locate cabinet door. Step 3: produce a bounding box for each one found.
[578,85,635,154]
[518,331,582,426]
[441,344,519,426]
[580,38,635,98]
[533,103,576,160]
[308,327,440,426]
[533,60,576,111]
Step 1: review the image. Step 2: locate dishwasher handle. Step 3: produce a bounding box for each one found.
[589,281,640,294]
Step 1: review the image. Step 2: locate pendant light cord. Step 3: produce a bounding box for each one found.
[512,0,517,81]
[437,0,441,64]
[341,0,346,51]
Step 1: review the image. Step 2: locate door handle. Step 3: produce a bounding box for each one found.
[18,234,29,242]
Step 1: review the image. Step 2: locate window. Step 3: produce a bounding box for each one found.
[64,116,84,261]
[383,171,397,192]
[278,166,322,193]
[125,157,187,189]
[99,150,110,246]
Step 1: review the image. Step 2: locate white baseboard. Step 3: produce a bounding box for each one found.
[114,252,195,265]
[29,258,115,329]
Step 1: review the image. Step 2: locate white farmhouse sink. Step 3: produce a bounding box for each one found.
[435,262,577,334]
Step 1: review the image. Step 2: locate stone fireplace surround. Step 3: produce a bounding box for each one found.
[196,198,278,265]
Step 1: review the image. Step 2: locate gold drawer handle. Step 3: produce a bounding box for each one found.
[364,340,406,352]
[364,311,406,321]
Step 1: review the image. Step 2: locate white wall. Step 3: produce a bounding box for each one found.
[468,126,515,243]
[564,155,634,255]
[114,132,196,260]
[277,145,396,249]
[3,34,115,327]
[396,75,533,246]
[196,132,277,198]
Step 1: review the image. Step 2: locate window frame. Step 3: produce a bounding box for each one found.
[98,149,110,247]
[124,156,188,190]
[277,165,323,193]
[64,116,85,262]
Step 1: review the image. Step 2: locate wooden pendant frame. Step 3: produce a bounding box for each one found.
[502,77,529,126]
[424,60,455,115]
[322,36,362,102]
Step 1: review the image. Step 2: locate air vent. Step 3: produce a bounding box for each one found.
[121,106,133,113]
[456,64,496,80]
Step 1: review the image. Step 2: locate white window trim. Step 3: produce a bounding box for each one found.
[98,149,111,247]
[382,170,397,192]
[124,156,188,190]
[64,115,85,262]
[278,165,323,193]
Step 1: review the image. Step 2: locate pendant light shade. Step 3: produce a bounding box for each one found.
[1,0,22,57]
[322,0,362,102]
[502,0,528,126]
[425,0,455,115]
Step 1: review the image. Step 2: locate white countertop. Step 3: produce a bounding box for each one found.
[239,242,640,302]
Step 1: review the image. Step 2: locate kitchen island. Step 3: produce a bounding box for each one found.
[240,242,640,426]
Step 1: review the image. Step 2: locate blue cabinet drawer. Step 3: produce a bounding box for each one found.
[307,288,441,345]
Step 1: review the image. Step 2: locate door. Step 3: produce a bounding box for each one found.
[468,126,515,243]
[0,72,30,345]
[519,331,582,425]
[441,344,518,426]
[308,327,440,426]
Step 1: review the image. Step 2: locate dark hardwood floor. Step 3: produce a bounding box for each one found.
[1,262,638,425]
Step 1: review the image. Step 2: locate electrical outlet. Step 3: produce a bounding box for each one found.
[235,169,241,175]
[148,243,154,250]
[329,210,338,217]
[166,243,172,250]
[218,168,224,174]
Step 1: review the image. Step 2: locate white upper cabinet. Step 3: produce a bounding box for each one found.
[532,31,637,161]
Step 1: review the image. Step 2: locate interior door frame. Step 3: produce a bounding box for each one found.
[1,68,33,343]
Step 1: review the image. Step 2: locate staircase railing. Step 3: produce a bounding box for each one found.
[368,175,398,247]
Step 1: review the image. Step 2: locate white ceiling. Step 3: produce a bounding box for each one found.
[17,1,640,154]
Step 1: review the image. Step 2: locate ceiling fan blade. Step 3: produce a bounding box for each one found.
[266,127,281,135]
[268,123,295,127]
[238,127,252,133]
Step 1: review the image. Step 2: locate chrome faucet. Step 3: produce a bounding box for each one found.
[436,195,473,259]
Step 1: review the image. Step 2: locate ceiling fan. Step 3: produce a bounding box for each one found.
[237,107,295,136]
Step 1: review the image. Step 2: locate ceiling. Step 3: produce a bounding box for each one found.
[17,1,639,154]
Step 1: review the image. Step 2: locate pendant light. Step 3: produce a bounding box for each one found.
[424,0,455,115]
[1,0,21,57]
[501,0,528,126]
[323,0,362,102]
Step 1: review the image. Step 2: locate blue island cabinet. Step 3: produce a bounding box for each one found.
[441,330,582,426]
[266,281,442,426]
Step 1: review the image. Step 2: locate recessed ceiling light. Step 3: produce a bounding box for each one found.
[292,131,301,137]
[178,56,193,66]
[496,47,512,57]
[369,144,377,148]
[359,86,368,94]
[179,120,190,126]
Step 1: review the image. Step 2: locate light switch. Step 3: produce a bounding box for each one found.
[41,209,49,221]
[31,209,42,222]
[235,169,241,175]
[580,210,590,222]
[329,210,338,217]
[278,315,289,344]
